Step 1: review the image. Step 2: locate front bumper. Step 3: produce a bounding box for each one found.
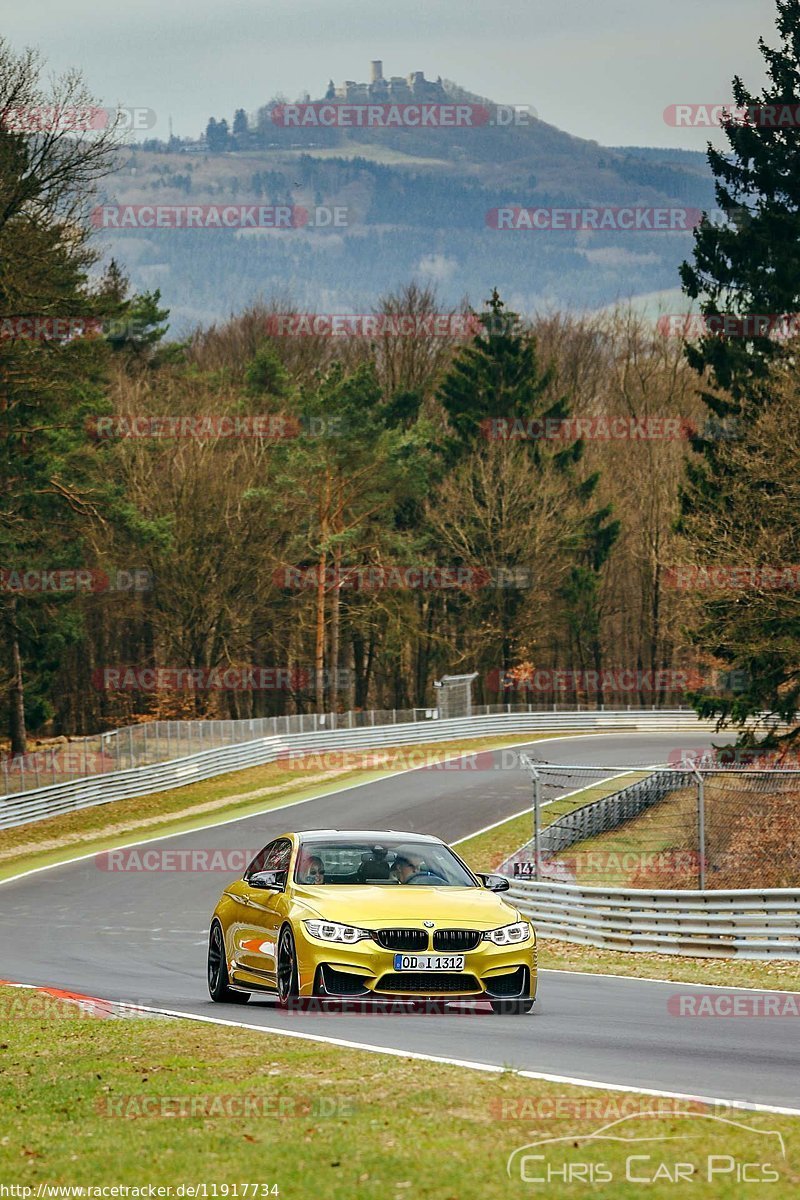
[296,928,538,1001]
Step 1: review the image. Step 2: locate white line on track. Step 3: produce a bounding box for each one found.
[4,978,799,1112]
[95,1000,800,1119]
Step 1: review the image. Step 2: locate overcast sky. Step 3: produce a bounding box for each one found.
[4,0,779,147]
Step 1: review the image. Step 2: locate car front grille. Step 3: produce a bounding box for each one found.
[374,928,429,952]
[432,929,482,952]
[376,972,481,994]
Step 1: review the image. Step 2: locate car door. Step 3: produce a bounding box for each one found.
[235,837,293,986]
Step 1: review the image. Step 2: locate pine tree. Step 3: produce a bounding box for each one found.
[679,0,800,413]
[678,0,800,740]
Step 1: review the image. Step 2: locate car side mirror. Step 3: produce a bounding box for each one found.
[477,873,510,892]
[248,869,286,891]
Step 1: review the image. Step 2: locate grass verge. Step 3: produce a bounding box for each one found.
[0,733,575,883]
[0,987,797,1198]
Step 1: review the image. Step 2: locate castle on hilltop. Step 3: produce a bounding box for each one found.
[323,61,449,105]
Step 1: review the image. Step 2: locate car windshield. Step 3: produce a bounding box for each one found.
[294,839,477,887]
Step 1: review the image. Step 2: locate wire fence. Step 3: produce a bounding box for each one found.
[0,701,697,797]
[502,760,800,892]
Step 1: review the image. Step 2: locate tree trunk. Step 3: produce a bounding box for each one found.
[329,540,341,710]
[7,598,27,755]
[315,471,331,712]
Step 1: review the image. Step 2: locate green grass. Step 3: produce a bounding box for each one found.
[0,733,577,882]
[1,988,798,1198]
[536,939,800,991]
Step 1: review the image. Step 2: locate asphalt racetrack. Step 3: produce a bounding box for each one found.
[2,731,799,1112]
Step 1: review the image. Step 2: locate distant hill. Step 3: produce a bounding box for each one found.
[96,75,715,334]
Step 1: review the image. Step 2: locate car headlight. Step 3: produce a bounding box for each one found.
[482,921,532,946]
[303,920,371,944]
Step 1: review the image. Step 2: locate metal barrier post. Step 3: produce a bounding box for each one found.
[533,769,541,880]
[520,755,542,881]
[692,765,706,890]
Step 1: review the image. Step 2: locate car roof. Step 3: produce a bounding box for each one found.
[294,829,443,843]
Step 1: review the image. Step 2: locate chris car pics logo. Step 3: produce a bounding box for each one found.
[507,1112,785,1186]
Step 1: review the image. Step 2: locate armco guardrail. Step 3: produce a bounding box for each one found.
[0,709,716,830]
[508,878,800,959]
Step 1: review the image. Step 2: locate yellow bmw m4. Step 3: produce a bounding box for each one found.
[208,829,537,1013]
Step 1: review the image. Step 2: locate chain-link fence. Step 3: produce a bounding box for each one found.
[502,760,800,891]
[436,673,479,719]
[0,708,437,796]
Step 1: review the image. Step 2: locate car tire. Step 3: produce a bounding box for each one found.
[490,997,535,1015]
[208,920,249,1004]
[277,925,300,1009]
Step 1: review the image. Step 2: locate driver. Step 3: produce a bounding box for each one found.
[390,849,444,885]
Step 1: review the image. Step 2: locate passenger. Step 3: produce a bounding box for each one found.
[299,854,325,884]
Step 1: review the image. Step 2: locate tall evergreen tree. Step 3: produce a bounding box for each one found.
[680,0,800,413]
[678,0,800,739]
[0,43,123,752]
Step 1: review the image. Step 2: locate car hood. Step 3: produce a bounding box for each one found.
[294,885,520,927]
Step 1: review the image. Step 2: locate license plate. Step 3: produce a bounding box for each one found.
[393,954,465,971]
